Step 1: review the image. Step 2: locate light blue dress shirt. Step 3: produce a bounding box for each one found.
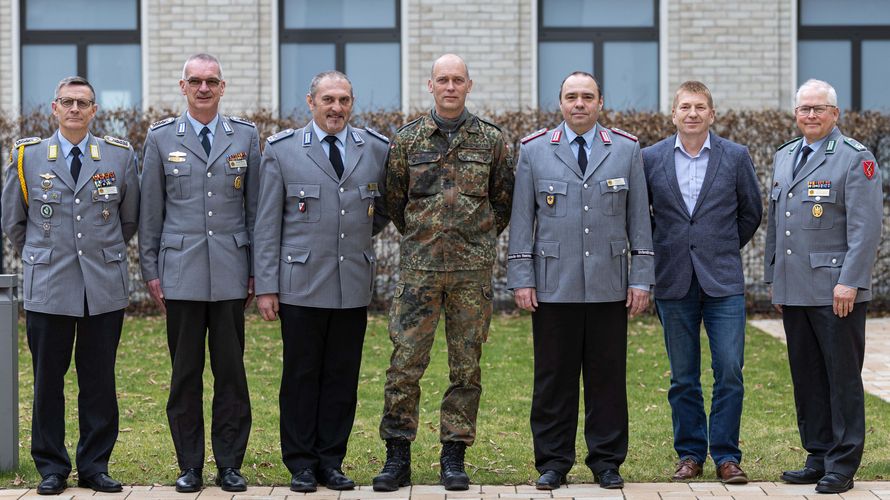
[794,135,829,173]
[313,121,348,164]
[563,124,597,164]
[186,112,219,147]
[57,131,90,171]
[674,134,711,215]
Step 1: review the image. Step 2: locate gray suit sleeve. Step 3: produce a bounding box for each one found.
[838,151,883,290]
[138,131,166,282]
[1,154,27,256]
[253,143,286,296]
[626,142,655,287]
[763,153,779,285]
[119,147,140,243]
[736,147,763,248]
[244,129,262,276]
[506,142,536,290]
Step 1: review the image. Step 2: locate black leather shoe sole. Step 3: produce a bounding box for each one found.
[815,474,854,494]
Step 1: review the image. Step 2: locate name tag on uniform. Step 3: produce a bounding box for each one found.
[606,178,626,187]
[808,188,830,197]
[98,186,119,196]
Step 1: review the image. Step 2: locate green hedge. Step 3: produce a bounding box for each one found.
[2,108,889,312]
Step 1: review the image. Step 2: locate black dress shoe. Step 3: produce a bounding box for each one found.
[815,472,854,493]
[780,466,824,484]
[216,468,247,492]
[595,469,624,489]
[290,468,317,493]
[37,474,67,495]
[77,472,122,493]
[536,470,565,490]
[175,468,203,493]
[319,468,355,490]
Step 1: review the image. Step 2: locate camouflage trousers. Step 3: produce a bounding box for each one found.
[380,267,493,445]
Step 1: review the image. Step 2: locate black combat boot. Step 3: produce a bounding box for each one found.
[372,438,411,492]
[440,441,470,490]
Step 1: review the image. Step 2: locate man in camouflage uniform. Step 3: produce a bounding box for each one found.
[373,53,514,492]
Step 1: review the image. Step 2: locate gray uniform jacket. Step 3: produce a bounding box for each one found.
[138,113,260,301]
[507,122,655,302]
[2,132,139,316]
[253,123,390,309]
[764,127,883,306]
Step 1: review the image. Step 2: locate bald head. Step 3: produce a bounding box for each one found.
[431,53,469,80]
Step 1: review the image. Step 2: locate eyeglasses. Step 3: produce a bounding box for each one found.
[795,105,836,116]
[186,78,222,89]
[55,97,94,110]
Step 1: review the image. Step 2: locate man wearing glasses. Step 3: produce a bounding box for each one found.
[138,53,260,493]
[2,76,139,495]
[765,79,883,494]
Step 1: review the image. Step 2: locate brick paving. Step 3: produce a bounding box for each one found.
[749,318,890,403]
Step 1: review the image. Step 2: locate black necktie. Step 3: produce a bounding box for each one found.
[199,126,212,156]
[793,145,812,178]
[574,136,588,174]
[324,135,344,178]
[70,146,82,182]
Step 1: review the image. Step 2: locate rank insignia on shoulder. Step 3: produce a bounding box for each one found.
[221,120,234,135]
[825,139,837,154]
[14,137,41,148]
[778,137,802,153]
[47,144,58,160]
[600,129,612,144]
[521,128,547,144]
[104,135,130,149]
[267,129,295,144]
[364,127,390,143]
[351,130,365,145]
[863,160,876,180]
[610,127,638,142]
[844,137,867,152]
[228,116,256,127]
[550,130,562,143]
[149,117,175,130]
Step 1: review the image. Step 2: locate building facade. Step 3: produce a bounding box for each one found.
[1,0,888,117]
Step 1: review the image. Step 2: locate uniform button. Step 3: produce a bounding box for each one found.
[613,186,618,190]
[29,255,34,261]
[300,190,306,196]
[173,168,179,174]
[549,185,554,192]
[785,211,791,217]
[339,256,344,262]
[287,255,292,262]
[622,248,627,254]
[583,183,589,189]
[786,249,792,255]
[815,196,821,201]
[831,258,837,264]
[340,233,345,239]
[77,250,83,256]
[339,187,345,193]
[540,250,545,256]
[340,209,346,215]
[208,191,213,197]
[118,252,122,259]
[208,230,214,236]
[76,215,81,221]
[584,228,589,234]
[208,211,213,217]
[76,233,82,238]
[785,230,791,236]
[42,194,47,200]
[75,198,81,204]
[788,192,793,198]
[104,194,110,200]
[207,172,212,178]
[584,251,590,257]
[584,205,589,211]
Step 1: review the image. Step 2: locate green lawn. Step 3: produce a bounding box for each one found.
[2,313,888,487]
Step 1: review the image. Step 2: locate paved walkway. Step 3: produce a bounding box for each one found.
[749,318,890,402]
[2,482,890,500]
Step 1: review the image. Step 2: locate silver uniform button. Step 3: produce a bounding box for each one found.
[78,250,83,256]
[340,233,345,239]
[208,230,214,236]
[287,255,292,262]
[339,187,345,193]
[622,248,627,254]
[786,249,792,255]
[29,255,34,261]
[75,198,81,204]
[339,256,344,262]
[76,233,82,238]
[207,172,212,178]
[340,209,346,215]
[208,191,213,197]
[42,194,47,200]
[76,215,81,221]
[173,168,179,174]
[583,183,588,189]
[584,251,590,257]
[788,193,793,198]
[815,196,821,201]
[584,228,589,234]
[549,185,554,192]
[785,211,791,217]
[584,206,589,211]
[785,230,791,236]
[208,211,213,217]
[300,190,306,196]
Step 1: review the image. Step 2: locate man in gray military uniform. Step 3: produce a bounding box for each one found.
[254,70,389,493]
[765,79,882,494]
[2,76,139,495]
[507,71,654,491]
[138,53,259,493]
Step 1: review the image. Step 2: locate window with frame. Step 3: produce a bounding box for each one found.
[20,0,141,113]
[279,0,401,117]
[798,0,890,111]
[538,0,659,111]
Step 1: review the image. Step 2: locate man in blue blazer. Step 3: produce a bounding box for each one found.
[642,81,762,484]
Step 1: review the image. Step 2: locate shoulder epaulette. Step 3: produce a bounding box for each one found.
[267,128,295,144]
[104,135,130,149]
[843,137,867,152]
[397,115,424,133]
[228,116,256,127]
[14,137,41,148]
[777,136,802,151]
[476,116,503,132]
[363,127,390,143]
[150,117,175,130]
[521,128,548,144]
[610,127,638,142]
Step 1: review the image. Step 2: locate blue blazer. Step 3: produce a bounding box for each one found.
[642,132,763,300]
